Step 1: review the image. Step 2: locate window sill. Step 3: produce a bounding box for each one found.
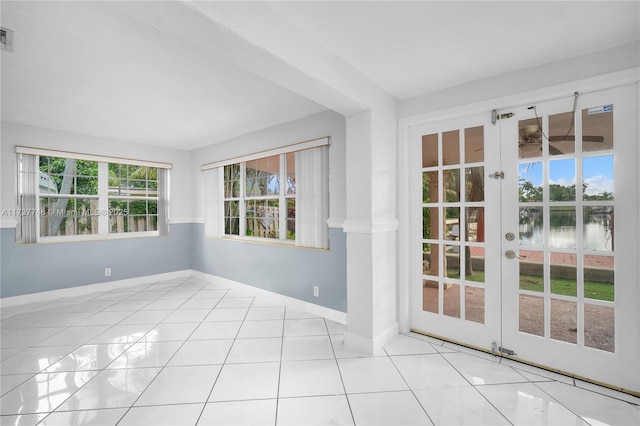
[25,231,162,244]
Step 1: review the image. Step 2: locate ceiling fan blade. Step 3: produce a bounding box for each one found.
[549,135,604,142]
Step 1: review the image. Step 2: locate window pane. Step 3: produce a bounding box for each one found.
[519,162,543,202]
[519,206,543,246]
[465,167,484,202]
[246,199,279,238]
[550,299,577,344]
[583,207,614,251]
[519,118,542,159]
[464,126,483,163]
[465,286,484,323]
[465,207,484,242]
[443,283,460,318]
[550,252,577,297]
[109,199,157,233]
[582,106,613,152]
[584,303,614,352]
[442,130,460,166]
[520,294,544,336]
[246,156,280,197]
[584,255,614,301]
[422,171,439,203]
[423,207,439,240]
[422,134,438,168]
[286,153,296,196]
[443,169,460,202]
[423,280,439,313]
[549,111,575,155]
[286,198,295,240]
[40,157,98,196]
[39,197,97,237]
[549,159,575,201]
[549,207,576,249]
[583,156,614,200]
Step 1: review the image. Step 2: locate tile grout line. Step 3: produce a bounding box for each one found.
[324,317,357,426]
[194,287,254,426]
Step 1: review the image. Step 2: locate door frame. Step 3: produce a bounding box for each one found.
[397,69,640,390]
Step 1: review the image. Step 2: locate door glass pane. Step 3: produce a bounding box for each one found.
[465,167,484,202]
[550,299,577,344]
[520,250,543,292]
[443,169,460,202]
[465,208,483,242]
[584,255,614,302]
[464,126,484,163]
[443,130,460,166]
[422,243,440,277]
[466,247,484,283]
[583,207,614,251]
[550,252,577,297]
[549,207,576,249]
[519,162,543,202]
[582,106,613,152]
[445,207,460,240]
[423,207,439,240]
[583,156,614,200]
[465,286,484,323]
[519,118,543,159]
[445,244,460,279]
[584,303,614,352]
[422,134,438,167]
[549,159,576,201]
[519,294,544,336]
[423,280,439,314]
[423,171,439,203]
[549,111,575,155]
[519,207,543,246]
[443,283,460,318]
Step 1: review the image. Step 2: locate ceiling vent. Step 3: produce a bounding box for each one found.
[1,27,14,52]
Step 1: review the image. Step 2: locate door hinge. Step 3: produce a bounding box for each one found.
[489,171,504,180]
[491,110,515,125]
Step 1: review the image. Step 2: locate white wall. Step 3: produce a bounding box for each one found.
[190,110,346,225]
[0,122,192,223]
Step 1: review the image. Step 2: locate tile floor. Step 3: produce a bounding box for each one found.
[1,277,639,425]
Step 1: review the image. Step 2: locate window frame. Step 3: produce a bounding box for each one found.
[224,154,295,244]
[16,147,171,243]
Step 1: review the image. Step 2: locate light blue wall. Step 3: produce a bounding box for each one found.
[0,224,192,298]
[191,224,347,313]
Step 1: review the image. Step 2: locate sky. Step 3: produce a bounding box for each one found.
[518,155,614,197]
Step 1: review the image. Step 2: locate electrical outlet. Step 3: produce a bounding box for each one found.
[105,268,111,277]
[313,286,319,297]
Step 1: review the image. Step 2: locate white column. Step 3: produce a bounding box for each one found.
[343,104,399,354]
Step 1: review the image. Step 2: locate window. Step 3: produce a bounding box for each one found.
[203,137,329,249]
[16,148,171,242]
[224,154,296,241]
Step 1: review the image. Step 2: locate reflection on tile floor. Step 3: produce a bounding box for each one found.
[1,277,638,425]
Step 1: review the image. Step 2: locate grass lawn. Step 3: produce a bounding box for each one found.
[444,269,614,302]
[519,275,614,301]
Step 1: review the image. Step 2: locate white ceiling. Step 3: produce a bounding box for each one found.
[1,1,638,150]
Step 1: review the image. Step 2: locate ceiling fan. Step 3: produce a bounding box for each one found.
[519,124,605,154]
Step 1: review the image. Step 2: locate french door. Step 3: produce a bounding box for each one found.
[409,84,639,393]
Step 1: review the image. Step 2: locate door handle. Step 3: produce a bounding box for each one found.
[505,250,519,259]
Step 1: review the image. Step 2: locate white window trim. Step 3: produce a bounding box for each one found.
[201,137,329,171]
[17,146,172,170]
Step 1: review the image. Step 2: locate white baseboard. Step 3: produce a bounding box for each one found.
[0,270,192,308]
[344,322,399,355]
[191,270,347,324]
[1,269,347,326]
